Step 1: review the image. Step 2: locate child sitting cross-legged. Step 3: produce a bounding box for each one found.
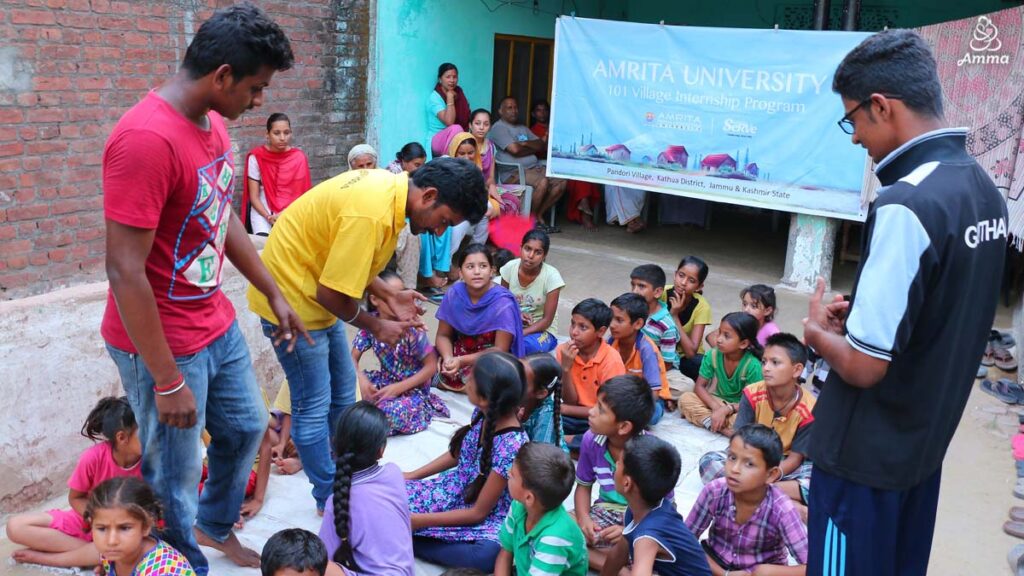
[557,298,627,439]
[574,375,656,572]
[686,424,809,576]
[698,333,816,510]
[353,270,449,435]
[8,397,142,570]
[599,435,712,576]
[261,528,334,576]
[405,351,529,572]
[494,442,588,576]
[519,353,568,451]
[679,312,763,436]
[608,292,671,426]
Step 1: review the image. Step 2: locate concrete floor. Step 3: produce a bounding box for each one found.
[2,209,1020,575]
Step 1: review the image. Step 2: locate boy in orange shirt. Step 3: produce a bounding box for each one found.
[607,293,670,425]
[558,298,626,440]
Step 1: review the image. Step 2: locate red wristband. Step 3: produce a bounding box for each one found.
[153,373,184,393]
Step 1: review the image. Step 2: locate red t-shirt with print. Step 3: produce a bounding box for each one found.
[101,92,236,356]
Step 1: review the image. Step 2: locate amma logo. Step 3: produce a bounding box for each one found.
[958,16,1009,66]
[644,112,655,123]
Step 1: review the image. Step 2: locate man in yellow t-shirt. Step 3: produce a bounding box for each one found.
[247,157,486,510]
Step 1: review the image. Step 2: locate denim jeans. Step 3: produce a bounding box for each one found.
[106,321,264,575]
[260,318,356,509]
[413,536,501,572]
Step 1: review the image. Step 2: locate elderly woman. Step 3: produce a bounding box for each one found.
[348,143,378,170]
[426,63,470,152]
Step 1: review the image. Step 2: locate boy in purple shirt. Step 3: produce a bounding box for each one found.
[685,424,808,575]
[573,375,654,572]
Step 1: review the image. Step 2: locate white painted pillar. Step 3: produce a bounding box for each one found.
[780,214,837,293]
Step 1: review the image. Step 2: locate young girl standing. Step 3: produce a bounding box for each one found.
[435,244,525,392]
[353,271,448,435]
[87,477,195,575]
[500,229,564,355]
[320,401,415,575]
[243,112,313,235]
[678,312,763,435]
[8,397,142,569]
[405,351,528,572]
[519,353,566,450]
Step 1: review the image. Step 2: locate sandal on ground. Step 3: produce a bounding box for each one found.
[996,347,1019,372]
[1016,478,1024,500]
[984,341,996,366]
[1011,507,1024,522]
[978,364,989,379]
[981,379,1021,404]
[1006,520,1024,539]
[994,329,1017,349]
[1009,543,1024,575]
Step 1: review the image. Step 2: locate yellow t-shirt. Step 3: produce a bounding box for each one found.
[248,169,409,329]
[661,286,712,355]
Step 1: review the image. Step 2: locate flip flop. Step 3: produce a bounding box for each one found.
[978,364,989,379]
[1006,520,1024,539]
[999,378,1024,402]
[981,379,1019,404]
[996,348,1019,372]
[1011,507,1024,522]
[1009,543,1024,575]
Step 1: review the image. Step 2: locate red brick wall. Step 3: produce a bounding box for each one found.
[0,0,370,298]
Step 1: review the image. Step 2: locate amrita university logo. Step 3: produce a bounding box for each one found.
[958,15,1009,66]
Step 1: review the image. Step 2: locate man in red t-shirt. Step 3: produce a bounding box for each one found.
[101,5,306,573]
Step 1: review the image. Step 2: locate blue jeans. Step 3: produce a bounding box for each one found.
[106,321,264,575]
[650,397,665,425]
[523,331,558,355]
[260,318,356,509]
[413,536,501,572]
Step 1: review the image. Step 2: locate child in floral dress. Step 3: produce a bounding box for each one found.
[354,271,448,435]
[405,351,528,572]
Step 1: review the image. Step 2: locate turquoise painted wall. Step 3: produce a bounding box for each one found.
[371,0,627,161]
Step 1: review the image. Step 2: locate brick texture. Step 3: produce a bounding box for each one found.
[0,0,371,298]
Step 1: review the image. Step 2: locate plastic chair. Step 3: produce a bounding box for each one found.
[494,160,557,225]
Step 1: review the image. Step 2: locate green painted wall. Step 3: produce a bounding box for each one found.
[622,0,1017,30]
[371,0,627,161]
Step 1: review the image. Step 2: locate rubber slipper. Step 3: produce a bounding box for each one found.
[1016,478,1024,500]
[978,364,989,379]
[996,348,1018,372]
[1006,520,1024,539]
[1011,507,1024,522]
[1010,543,1024,574]
[993,329,1017,349]
[999,379,1024,403]
[982,379,1019,404]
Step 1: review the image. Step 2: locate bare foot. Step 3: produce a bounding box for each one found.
[12,548,49,565]
[626,218,646,233]
[194,527,260,568]
[581,214,597,231]
[274,457,303,475]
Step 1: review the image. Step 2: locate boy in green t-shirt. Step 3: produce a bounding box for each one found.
[497,443,587,576]
[679,312,763,435]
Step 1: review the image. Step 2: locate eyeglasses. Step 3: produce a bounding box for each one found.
[837,95,902,135]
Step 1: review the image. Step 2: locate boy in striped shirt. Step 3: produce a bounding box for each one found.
[497,443,587,576]
[630,264,681,371]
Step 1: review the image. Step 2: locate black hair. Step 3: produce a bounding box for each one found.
[448,352,525,503]
[597,375,654,433]
[732,424,784,469]
[677,255,710,284]
[630,264,666,289]
[521,228,551,254]
[456,242,495,269]
[83,477,162,532]
[395,142,426,163]
[437,62,458,79]
[266,112,290,132]
[493,248,515,270]
[764,332,809,367]
[411,157,487,225]
[622,435,681,507]
[721,311,763,360]
[530,98,550,112]
[610,292,649,324]
[260,528,328,576]
[522,353,563,447]
[740,284,777,322]
[82,396,136,445]
[832,29,943,119]
[367,270,402,314]
[470,108,491,124]
[571,298,613,330]
[330,402,389,572]
[181,2,294,81]
[515,442,575,510]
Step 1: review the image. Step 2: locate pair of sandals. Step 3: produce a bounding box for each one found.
[984,329,1018,372]
[535,222,561,234]
[980,378,1024,404]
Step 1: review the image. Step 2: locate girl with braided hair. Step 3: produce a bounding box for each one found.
[519,353,568,452]
[404,351,528,572]
[318,401,413,575]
